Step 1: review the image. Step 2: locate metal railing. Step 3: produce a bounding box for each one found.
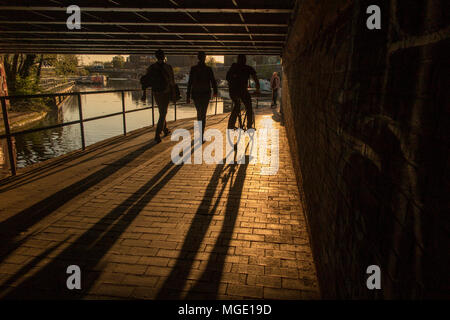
[0,88,225,176]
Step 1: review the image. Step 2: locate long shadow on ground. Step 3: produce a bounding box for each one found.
[0,140,158,265]
[1,145,198,299]
[156,155,249,299]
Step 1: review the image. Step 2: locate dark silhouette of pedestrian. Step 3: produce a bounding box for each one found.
[145,49,176,143]
[186,51,218,142]
[226,54,260,130]
[270,71,280,108]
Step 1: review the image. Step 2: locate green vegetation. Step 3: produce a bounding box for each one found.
[2,54,82,112]
[112,56,125,68]
[54,54,79,76]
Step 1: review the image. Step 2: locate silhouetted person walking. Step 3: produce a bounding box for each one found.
[143,49,176,143]
[186,51,218,142]
[226,54,260,130]
[270,72,280,108]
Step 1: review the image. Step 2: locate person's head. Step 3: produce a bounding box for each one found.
[155,49,165,62]
[237,54,246,65]
[197,51,206,64]
[273,72,278,78]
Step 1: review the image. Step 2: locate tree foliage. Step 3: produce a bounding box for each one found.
[54,54,78,76]
[112,55,125,68]
[2,54,38,92]
[1,53,76,110]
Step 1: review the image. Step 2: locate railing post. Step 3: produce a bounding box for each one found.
[1,97,16,176]
[151,89,155,127]
[77,93,86,150]
[121,91,126,135]
[215,96,218,115]
[174,100,177,121]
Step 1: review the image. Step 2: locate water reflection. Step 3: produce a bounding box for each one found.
[9,79,226,169]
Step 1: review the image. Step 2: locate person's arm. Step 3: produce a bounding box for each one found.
[209,67,218,97]
[186,67,193,104]
[167,64,176,100]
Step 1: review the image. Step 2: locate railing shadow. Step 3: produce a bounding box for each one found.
[0,115,230,267]
[0,139,159,265]
[1,146,197,299]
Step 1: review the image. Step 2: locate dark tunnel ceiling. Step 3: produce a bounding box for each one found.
[0,0,296,55]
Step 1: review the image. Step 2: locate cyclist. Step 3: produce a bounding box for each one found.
[226,54,260,130]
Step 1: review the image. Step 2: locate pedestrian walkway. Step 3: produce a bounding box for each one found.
[0,105,319,299]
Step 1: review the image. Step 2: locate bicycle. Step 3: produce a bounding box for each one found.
[229,91,259,132]
[226,92,259,162]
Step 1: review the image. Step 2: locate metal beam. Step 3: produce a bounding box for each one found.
[0,43,281,49]
[232,0,258,53]
[0,6,292,14]
[0,21,288,27]
[0,48,280,53]
[0,31,286,37]
[0,38,284,43]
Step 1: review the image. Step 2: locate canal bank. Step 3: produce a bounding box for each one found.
[0,110,48,136]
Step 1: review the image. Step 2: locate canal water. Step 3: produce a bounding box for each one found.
[9,80,227,169]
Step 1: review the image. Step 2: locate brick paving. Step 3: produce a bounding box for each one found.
[0,106,320,299]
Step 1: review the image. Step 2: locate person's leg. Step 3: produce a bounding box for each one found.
[198,95,209,137]
[242,91,253,129]
[155,93,169,140]
[193,97,203,140]
[227,97,240,129]
[273,89,278,107]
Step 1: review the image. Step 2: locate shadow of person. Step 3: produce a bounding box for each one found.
[156,154,250,299]
[185,158,249,299]
[271,107,283,124]
[0,139,159,266]
[1,145,196,299]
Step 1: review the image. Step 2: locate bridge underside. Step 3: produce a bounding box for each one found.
[0,0,295,55]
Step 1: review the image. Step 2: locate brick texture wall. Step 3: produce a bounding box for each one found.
[0,58,9,104]
[282,0,449,298]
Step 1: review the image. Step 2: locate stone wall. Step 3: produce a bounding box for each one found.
[282,0,449,298]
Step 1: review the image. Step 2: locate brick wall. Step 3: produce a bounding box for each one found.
[0,57,9,107]
[282,0,449,298]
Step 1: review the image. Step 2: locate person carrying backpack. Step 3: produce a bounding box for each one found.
[226,54,260,130]
[186,51,218,142]
[140,49,176,143]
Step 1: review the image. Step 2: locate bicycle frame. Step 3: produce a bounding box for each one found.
[231,96,255,132]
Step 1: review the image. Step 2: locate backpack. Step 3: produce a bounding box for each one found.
[140,64,167,93]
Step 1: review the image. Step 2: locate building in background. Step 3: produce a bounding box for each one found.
[224,55,281,66]
[128,55,156,68]
[166,55,197,68]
